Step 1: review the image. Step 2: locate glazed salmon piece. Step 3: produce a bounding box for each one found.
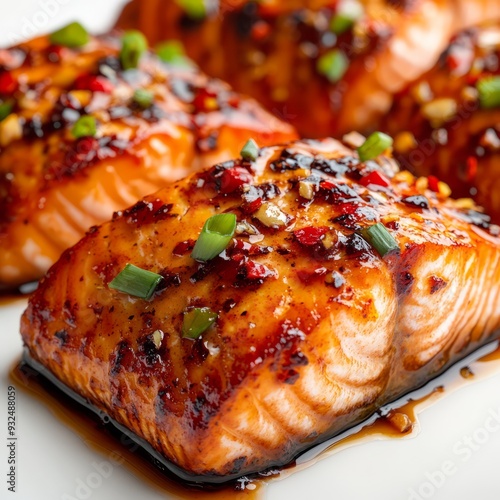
[116,0,500,136]
[383,23,500,223]
[0,32,297,288]
[21,137,500,481]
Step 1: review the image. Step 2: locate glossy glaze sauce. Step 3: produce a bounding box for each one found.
[10,339,500,499]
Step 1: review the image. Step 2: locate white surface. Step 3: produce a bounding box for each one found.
[1,1,500,499]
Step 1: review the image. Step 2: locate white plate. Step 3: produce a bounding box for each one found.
[2,2,500,499]
[2,298,500,500]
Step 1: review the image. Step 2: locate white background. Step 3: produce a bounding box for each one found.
[1,1,500,499]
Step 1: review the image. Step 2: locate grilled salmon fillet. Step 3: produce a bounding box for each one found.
[0,31,296,288]
[383,23,500,223]
[116,0,500,136]
[21,137,500,482]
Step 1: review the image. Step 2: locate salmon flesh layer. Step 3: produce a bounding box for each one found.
[0,33,296,287]
[21,138,500,482]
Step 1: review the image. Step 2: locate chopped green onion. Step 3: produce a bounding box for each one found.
[182,307,218,339]
[317,49,348,83]
[0,100,13,122]
[360,223,399,257]
[49,22,89,48]
[133,88,154,108]
[476,76,500,109]
[191,213,237,262]
[330,14,355,35]
[120,30,148,70]
[177,0,206,19]
[156,40,193,67]
[357,131,393,161]
[109,263,163,299]
[240,138,259,161]
[71,115,96,138]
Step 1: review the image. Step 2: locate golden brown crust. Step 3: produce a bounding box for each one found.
[21,137,500,480]
[0,33,296,287]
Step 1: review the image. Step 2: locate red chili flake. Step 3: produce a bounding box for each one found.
[226,95,240,108]
[429,276,447,294]
[173,239,195,256]
[219,167,253,194]
[359,171,390,188]
[319,180,336,191]
[74,74,113,93]
[251,21,271,41]
[192,88,219,113]
[241,197,263,214]
[427,175,440,192]
[242,260,273,280]
[466,156,478,182]
[0,72,17,95]
[47,45,66,63]
[294,226,329,246]
[72,136,100,163]
[296,267,328,285]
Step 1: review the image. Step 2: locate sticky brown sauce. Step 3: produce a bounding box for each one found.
[9,340,500,499]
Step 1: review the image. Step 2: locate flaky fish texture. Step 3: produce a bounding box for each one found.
[383,23,500,224]
[21,138,500,482]
[0,33,296,287]
[116,0,500,136]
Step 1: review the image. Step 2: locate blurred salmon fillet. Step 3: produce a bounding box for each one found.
[21,137,500,481]
[383,23,500,223]
[0,31,296,288]
[116,0,500,136]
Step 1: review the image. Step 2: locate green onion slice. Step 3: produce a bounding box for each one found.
[240,138,259,161]
[316,49,348,83]
[109,263,163,299]
[330,14,355,35]
[177,0,207,19]
[360,223,399,257]
[0,100,13,122]
[191,213,237,262]
[476,76,500,109]
[49,22,89,48]
[71,115,96,138]
[156,40,193,67]
[357,131,393,162]
[133,88,154,108]
[120,30,148,70]
[182,307,218,339]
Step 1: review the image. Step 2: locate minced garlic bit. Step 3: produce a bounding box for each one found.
[0,114,22,147]
[415,176,428,193]
[299,180,315,200]
[235,220,260,236]
[386,411,413,434]
[411,81,433,104]
[454,198,475,210]
[393,170,415,185]
[437,181,452,198]
[152,329,164,350]
[254,202,288,228]
[393,131,417,154]
[342,130,365,148]
[421,98,457,127]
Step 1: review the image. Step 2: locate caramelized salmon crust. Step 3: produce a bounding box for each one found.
[21,138,500,482]
[116,0,500,136]
[0,33,296,288]
[383,23,500,224]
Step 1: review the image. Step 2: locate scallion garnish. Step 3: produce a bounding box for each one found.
[0,100,13,122]
[182,307,218,339]
[360,223,399,257]
[156,40,192,67]
[71,115,96,138]
[120,30,148,70]
[109,263,163,299]
[316,49,348,83]
[476,76,500,109]
[357,131,393,161]
[191,213,237,262]
[49,22,89,48]
[240,138,259,161]
[177,0,206,19]
[133,88,154,108]
[330,14,354,35]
